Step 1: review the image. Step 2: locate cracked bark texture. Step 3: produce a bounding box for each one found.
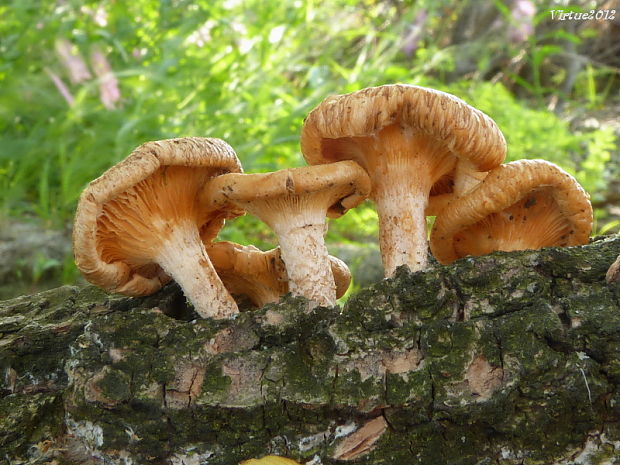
[2,236,620,465]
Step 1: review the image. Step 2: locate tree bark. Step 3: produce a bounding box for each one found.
[2,236,620,465]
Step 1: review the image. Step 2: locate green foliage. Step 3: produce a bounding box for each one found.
[445,81,614,201]
[0,0,617,292]
[0,0,411,223]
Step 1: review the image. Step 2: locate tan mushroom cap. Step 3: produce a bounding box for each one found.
[240,457,301,465]
[426,166,489,216]
[430,159,593,264]
[206,161,369,307]
[328,254,353,299]
[206,241,351,308]
[607,255,620,284]
[301,84,505,172]
[73,137,243,318]
[300,84,506,276]
[208,160,370,218]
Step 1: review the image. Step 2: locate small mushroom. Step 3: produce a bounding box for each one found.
[607,255,620,284]
[301,84,506,276]
[239,457,301,465]
[430,159,593,264]
[206,241,352,308]
[206,161,370,307]
[73,137,243,319]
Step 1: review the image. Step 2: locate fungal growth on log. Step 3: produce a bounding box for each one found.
[71,85,595,321]
[430,159,593,264]
[73,137,243,319]
[301,84,506,276]
[206,160,370,307]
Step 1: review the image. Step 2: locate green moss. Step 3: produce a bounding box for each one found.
[537,238,620,282]
[422,320,478,379]
[94,367,132,404]
[0,393,64,455]
[332,365,383,411]
[387,266,458,321]
[199,362,232,403]
[385,369,432,411]
[281,346,333,404]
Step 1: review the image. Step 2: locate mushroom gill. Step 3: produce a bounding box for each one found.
[453,187,573,257]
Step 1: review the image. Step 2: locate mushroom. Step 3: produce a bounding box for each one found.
[426,160,490,216]
[205,160,370,307]
[239,457,301,465]
[206,241,352,308]
[430,159,593,264]
[73,137,243,319]
[606,255,620,284]
[301,84,506,276]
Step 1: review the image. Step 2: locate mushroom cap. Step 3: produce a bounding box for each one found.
[240,457,301,465]
[607,255,620,284]
[208,160,371,219]
[430,159,593,264]
[327,254,353,299]
[207,241,351,306]
[73,137,243,296]
[300,84,506,173]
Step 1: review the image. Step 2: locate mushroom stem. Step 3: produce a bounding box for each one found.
[155,224,238,319]
[374,181,429,277]
[273,215,336,307]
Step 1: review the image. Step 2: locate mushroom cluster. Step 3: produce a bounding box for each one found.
[73,84,593,320]
[73,137,370,318]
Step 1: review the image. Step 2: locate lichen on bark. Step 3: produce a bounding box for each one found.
[1,236,620,464]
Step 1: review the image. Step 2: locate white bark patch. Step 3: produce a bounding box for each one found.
[334,422,358,439]
[298,432,327,452]
[264,309,286,326]
[466,355,504,400]
[170,450,214,465]
[165,362,206,409]
[332,416,388,461]
[65,415,104,450]
[305,455,322,465]
[294,421,358,454]
[109,347,127,363]
[552,433,620,464]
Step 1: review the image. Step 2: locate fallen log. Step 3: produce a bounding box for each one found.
[2,236,620,464]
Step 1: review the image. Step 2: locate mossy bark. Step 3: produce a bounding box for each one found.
[2,237,620,464]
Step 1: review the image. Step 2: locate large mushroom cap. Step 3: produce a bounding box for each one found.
[300,84,506,276]
[430,159,593,264]
[73,137,242,297]
[301,84,506,175]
